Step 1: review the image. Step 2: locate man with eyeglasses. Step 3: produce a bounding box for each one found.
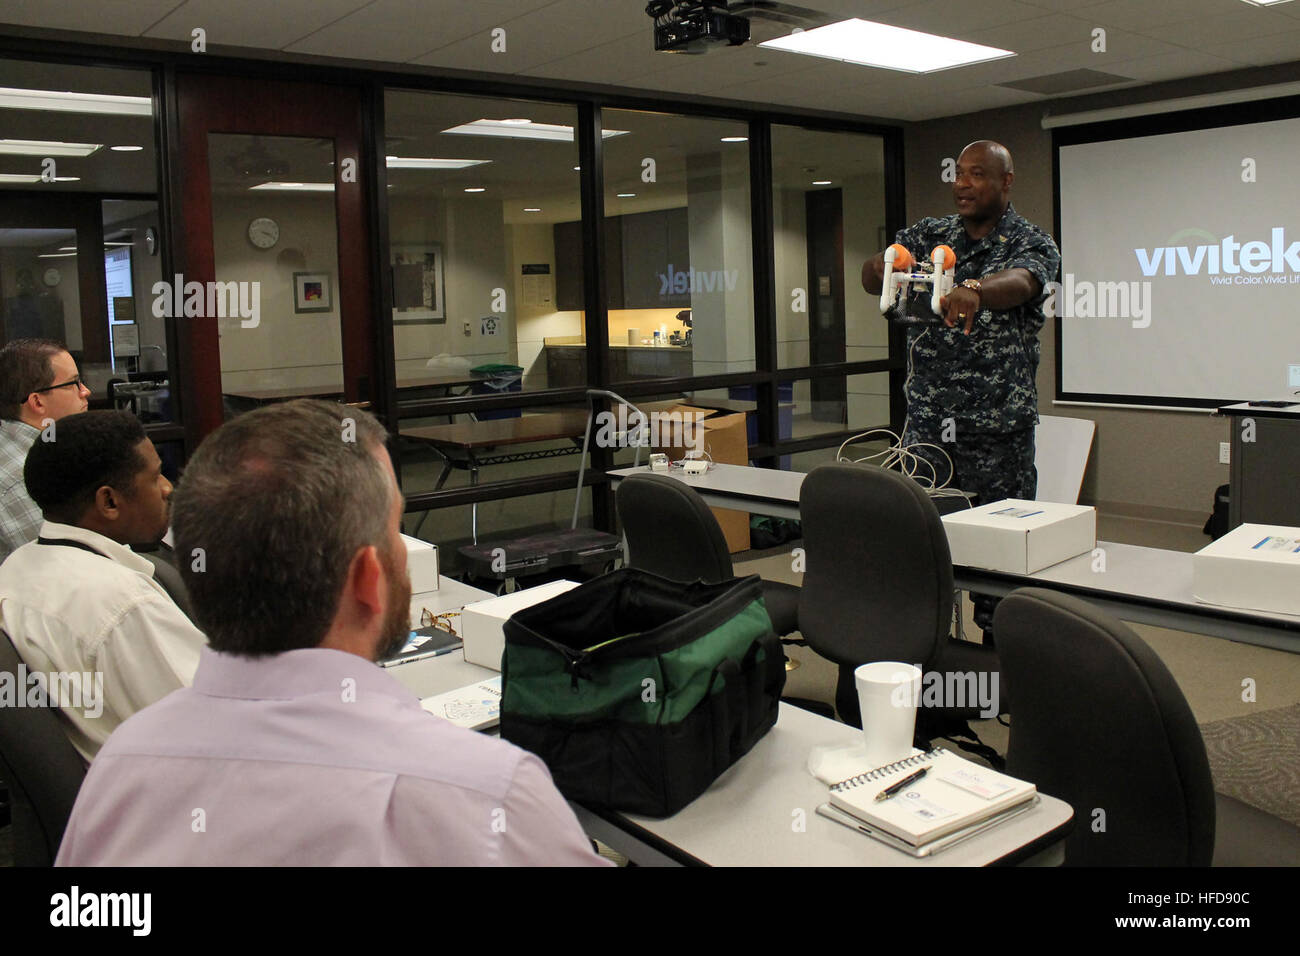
[0,339,91,562]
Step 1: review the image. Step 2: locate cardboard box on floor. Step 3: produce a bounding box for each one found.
[651,405,751,553]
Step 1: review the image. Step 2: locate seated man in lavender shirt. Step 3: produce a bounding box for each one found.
[57,400,608,866]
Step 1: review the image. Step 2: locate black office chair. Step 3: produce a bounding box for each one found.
[616,473,800,638]
[0,629,87,866]
[133,542,194,621]
[995,588,1300,866]
[797,462,1004,750]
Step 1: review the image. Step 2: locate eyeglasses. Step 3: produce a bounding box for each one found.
[420,607,460,637]
[32,375,85,394]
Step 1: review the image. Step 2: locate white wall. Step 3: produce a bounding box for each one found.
[687,150,755,377]
[213,193,343,391]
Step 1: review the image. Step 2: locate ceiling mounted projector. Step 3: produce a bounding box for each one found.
[646,1,749,53]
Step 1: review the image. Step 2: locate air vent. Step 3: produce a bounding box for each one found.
[997,69,1133,95]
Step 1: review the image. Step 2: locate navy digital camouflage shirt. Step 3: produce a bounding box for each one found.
[893,203,1060,437]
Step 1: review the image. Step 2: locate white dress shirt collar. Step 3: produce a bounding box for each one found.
[35,519,158,578]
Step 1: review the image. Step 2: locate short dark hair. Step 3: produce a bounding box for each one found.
[24,410,148,524]
[0,339,66,420]
[171,400,392,657]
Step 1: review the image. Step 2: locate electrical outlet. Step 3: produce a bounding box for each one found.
[1219,442,1231,465]
[463,321,472,337]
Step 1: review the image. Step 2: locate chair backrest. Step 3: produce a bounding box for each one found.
[1034,415,1095,504]
[797,462,951,668]
[994,588,1216,866]
[616,473,733,584]
[0,629,88,866]
[135,544,194,620]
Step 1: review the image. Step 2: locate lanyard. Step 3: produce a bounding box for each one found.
[36,536,109,560]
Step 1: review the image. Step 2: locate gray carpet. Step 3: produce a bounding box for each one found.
[1200,704,1300,828]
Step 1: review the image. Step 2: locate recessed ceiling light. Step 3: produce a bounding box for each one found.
[1239,0,1294,6]
[110,145,144,152]
[573,165,581,171]
[0,139,102,157]
[38,252,77,258]
[249,181,334,192]
[52,176,80,182]
[103,241,133,247]
[617,192,636,198]
[443,118,628,141]
[464,187,486,193]
[721,136,748,143]
[524,207,542,212]
[813,180,833,185]
[760,19,1015,73]
[386,156,490,169]
[0,86,152,116]
[500,118,532,125]
[0,173,41,183]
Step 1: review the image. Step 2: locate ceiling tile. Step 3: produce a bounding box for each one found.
[1112,49,1242,82]
[1146,7,1298,46]
[1200,27,1300,64]
[956,13,1100,54]
[0,0,182,34]
[411,0,646,72]
[1080,0,1241,31]
[285,0,556,62]
[519,31,667,84]
[878,0,1049,37]
[143,0,367,47]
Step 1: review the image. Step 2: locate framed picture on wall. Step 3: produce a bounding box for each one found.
[293,272,332,313]
[391,244,445,325]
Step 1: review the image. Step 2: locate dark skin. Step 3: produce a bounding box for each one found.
[73,439,174,547]
[862,141,1041,335]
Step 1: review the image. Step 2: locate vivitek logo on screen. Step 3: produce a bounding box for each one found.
[1134,228,1300,277]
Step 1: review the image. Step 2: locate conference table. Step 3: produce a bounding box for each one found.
[400,398,758,540]
[223,372,484,406]
[607,462,1300,654]
[390,576,1073,866]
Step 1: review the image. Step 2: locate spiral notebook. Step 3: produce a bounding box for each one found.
[825,748,1037,852]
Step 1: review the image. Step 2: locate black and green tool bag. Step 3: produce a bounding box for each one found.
[500,568,786,817]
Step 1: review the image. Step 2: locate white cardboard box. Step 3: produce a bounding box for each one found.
[941,499,1096,574]
[402,534,439,592]
[1193,523,1300,616]
[460,580,581,670]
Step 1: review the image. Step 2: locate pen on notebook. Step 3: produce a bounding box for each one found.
[875,767,928,802]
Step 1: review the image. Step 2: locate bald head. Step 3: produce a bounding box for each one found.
[960,140,1014,176]
[953,140,1014,231]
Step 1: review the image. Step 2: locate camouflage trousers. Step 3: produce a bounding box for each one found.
[901,425,1037,506]
[902,423,1037,640]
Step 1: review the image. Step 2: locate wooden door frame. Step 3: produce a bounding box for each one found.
[173,72,377,440]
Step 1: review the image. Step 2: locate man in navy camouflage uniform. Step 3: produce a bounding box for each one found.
[863,141,1060,633]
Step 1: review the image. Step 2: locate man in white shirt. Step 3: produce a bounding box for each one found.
[57,400,608,866]
[0,410,204,762]
[0,339,90,563]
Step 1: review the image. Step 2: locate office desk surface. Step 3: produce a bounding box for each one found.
[574,703,1072,867]
[387,577,498,698]
[401,410,591,449]
[608,462,804,520]
[223,383,344,402]
[954,540,1300,653]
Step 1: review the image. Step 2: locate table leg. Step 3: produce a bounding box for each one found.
[468,452,480,544]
